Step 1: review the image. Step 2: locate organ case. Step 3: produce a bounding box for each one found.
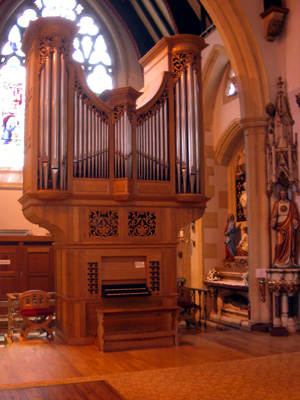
[20,17,209,347]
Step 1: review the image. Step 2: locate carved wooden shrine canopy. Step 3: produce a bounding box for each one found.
[20,17,208,347]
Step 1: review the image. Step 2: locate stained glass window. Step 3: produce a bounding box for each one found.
[0,0,113,184]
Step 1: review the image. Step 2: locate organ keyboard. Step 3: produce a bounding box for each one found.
[102,283,151,298]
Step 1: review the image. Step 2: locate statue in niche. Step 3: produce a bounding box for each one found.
[237,226,248,256]
[224,213,237,260]
[271,189,299,268]
[239,181,247,219]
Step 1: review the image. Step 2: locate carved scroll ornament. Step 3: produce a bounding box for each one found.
[39,36,70,70]
[89,211,119,237]
[128,211,157,237]
[172,51,200,83]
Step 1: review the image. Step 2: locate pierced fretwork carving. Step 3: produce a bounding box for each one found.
[40,36,70,70]
[74,80,108,123]
[172,51,200,83]
[128,211,157,237]
[89,211,119,237]
[87,262,99,294]
[113,104,134,124]
[137,90,168,125]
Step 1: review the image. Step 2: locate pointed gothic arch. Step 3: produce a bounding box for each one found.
[201,0,269,118]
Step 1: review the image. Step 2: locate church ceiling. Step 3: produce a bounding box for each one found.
[102,0,214,58]
[0,0,214,60]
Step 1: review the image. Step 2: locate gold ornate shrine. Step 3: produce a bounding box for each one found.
[20,17,208,347]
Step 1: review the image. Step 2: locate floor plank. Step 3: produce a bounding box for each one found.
[0,324,299,387]
[0,381,125,400]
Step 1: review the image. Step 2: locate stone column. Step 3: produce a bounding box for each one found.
[241,117,272,324]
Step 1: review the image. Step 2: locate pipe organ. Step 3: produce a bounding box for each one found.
[73,83,110,179]
[20,18,208,348]
[137,91,169,182]
[38,37,69,190]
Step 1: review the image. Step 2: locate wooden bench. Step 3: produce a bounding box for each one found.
[96,305,179,352]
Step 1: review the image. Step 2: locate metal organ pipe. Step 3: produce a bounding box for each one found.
[60,53,67,190]
[120,114,125,178]
[175,81,181,193]
[83,102,88,178]
[155,112,160,179]
[78,95,83,178]
[113,111,133,179]
[73,90,79,178]
[87,108,91,177]
[39,65,45,189]
[180,69,188,194]
[193,69,201,194]
[73,92,109,180]
[42,55,51,190]
[174,64,201,194]
[136,125,140,179]
[187,63,196,193]
[151,115,156,180]
[50,48,60,190]
[125,112,132,179]
[159,107,164,180]
[147,117,152,180]
[163,100,169,180]
[136,97,169,182]
[39,46,69,190]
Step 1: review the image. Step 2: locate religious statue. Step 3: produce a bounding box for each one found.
[239,181,247,219]
[237,226,248,256]
[271,189,299,268]
[224,213,236,260]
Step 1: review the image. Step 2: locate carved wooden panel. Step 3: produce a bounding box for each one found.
[128,211,157,237]
[89,211,119,237]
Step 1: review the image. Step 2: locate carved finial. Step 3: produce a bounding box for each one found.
[266,78,299,195]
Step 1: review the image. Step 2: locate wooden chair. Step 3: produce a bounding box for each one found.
[19,290,54,341]
[177,278,199,329]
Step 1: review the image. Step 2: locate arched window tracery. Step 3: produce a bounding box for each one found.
[225,66,237,98]
[0,0,114,184]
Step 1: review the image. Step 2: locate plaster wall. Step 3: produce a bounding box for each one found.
[0,189,48,235]
[201,30,223,70]
[212,76,240,148]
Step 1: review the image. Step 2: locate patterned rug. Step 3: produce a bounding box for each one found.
[0,351,300,399]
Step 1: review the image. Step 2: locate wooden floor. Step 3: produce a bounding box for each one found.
[0,324,300,386]
[0,380,125,400]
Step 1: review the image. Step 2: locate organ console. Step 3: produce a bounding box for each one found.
[20,17,209,349]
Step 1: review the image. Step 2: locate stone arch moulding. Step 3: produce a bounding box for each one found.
[215,119,243,167]
[202,44,229,132]
[201,0,270,119]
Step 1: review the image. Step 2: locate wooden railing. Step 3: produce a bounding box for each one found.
[188,287,210,327]
[177,278,210,328]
